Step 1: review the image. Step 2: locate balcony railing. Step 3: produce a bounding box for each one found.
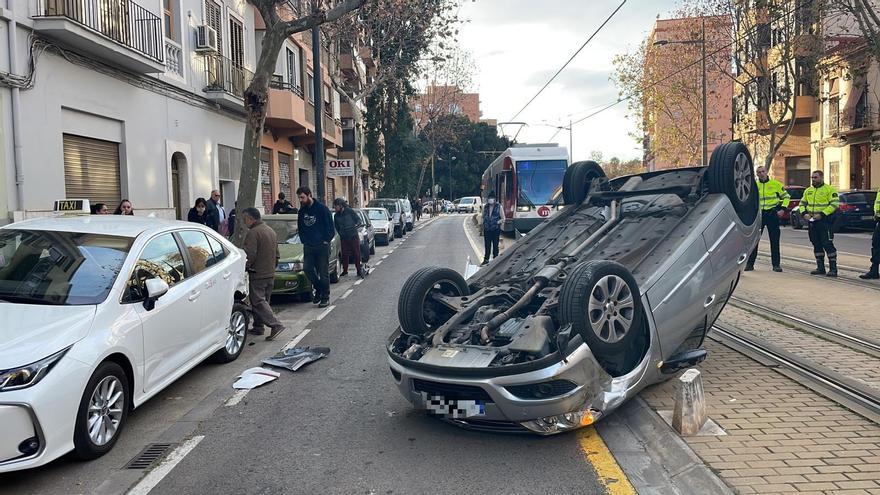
[203,53,253,98]
[165,38,182,77]
[840,104,876,133]
[269,78,304,99]
[37,0,163,62]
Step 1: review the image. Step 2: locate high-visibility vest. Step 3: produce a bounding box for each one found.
[757,179,791,211]
[800,183,840,216]
[874,187,879,216]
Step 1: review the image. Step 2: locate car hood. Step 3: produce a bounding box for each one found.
[372,220,392,229]
[278,243,304,263]
[0,304,96,368]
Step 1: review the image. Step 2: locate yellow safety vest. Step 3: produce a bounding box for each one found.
[757,179,791,211]
[874,187,879,216]
[800,183,840,217]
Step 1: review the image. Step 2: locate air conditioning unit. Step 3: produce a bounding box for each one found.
[195,25,218,53]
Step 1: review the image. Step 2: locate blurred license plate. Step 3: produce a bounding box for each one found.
[420,393,485,418]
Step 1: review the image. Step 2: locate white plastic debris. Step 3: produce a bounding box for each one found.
[464,256,480,280]
[232,367,280,389]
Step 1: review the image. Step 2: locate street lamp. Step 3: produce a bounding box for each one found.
[653,16,708,167]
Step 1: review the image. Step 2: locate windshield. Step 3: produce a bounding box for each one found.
[461,198,474,204]
[516,159,567,206]
[0,229,133,305]
[786,188,804,200]
[369,200,399,213]
[367,209,387,221]
[264,220,299,244]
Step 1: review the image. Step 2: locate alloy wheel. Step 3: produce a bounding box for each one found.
[86,376,125,446]
[227,311,247,355]
[733,152,753,203]
[587,275,635,344]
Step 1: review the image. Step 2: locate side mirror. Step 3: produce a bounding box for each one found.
[143,279,169,311]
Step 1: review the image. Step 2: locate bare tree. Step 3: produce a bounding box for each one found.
[826,0,880,62]
[230,0,364,246]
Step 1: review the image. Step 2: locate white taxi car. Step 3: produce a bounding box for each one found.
[0,215,250,472]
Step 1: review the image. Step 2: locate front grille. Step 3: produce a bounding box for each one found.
[412,379,493,402]
[448,418,530,434]
[505,380,578,400]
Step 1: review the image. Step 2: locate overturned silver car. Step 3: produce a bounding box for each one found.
[388,142,761,434]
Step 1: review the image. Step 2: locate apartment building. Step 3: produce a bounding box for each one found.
[643,15,733,170]
[0,0,259,222]
[411,85,482,127]
[811,39,880,190]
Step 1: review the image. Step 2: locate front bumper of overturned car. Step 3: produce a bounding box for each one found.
[387,337,657,435]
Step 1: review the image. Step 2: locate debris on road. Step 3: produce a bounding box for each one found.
[262,346,331,372]
[233,367,281,389]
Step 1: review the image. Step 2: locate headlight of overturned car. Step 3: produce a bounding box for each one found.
[277,261,304,272]
[0,348,69,392]
[519,408,602,434]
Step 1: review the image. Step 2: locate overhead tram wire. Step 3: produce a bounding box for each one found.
[565,3,836,127]
[508,0,627,122]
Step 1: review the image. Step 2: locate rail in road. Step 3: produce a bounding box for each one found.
[709,322,880,425]
[755,252,880,293]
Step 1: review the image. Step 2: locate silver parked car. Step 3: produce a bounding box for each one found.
[366,207,395,245]
[387,142,760,435]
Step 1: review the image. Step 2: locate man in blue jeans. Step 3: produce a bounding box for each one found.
[482,191,504,265]
[297,186,335,307]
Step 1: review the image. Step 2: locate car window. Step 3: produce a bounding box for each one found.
[841,193,866,204]
[206,234,227,264]
[786,188,804,200]
[178,231,215,274]
[123,233,185,303]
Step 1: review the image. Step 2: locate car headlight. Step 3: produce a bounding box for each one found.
[0,348,69,392]
[519,408,602,434]
[277,261,304,272]
[517,206,531,212]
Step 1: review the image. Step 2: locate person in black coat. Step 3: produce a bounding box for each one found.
[188,198,210,225]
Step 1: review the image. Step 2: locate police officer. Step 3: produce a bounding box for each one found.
[799,170,840,277]
[746,166,790,272]
[859,187,880,280]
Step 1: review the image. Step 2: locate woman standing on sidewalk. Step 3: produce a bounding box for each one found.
[333,198,365,278]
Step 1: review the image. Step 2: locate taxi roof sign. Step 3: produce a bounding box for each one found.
[54,199,91,214]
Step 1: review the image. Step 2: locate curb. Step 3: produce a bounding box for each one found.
[597,397,734,495]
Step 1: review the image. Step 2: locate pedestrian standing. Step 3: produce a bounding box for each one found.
[333,198,365,278]
[228,203,237,238]
[746,166,790,272]
[799,170,840,277]
[860,188,880,280]
[114,199,134,215]
[297,186,335,308]
[187,198,210,225]
[241,208,286,340]
[206,190,227,234]
[482,191,504,265]
[273,193,296,214]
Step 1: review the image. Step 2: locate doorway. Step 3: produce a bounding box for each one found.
[171,152,187,220]
[851,143,871,190]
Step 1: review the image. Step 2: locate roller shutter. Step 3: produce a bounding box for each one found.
[63,134,121,206]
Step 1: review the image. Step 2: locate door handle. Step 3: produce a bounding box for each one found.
[737,253,748,264]
[188,291,201,301]
[222,271,231,280]
[704,294,716,308]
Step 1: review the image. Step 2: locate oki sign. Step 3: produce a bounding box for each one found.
[326,159,354,177]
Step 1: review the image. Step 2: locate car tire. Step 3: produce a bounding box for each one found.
[330,258,340,284]
[791,211,803,230]
[210,302,250,364]
[73,361,130,460]
[361,243,371,262]
[370,242,376,255]
[562,161,606,205]
[706,142,759,226]
[398,267,470,337]
[559,260,647,375]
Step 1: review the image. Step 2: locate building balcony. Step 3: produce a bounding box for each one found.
[358,46,375,68]
[164,38,183,79]
[837,105,877,135]
[202,53,253,112]
[33,0,165,73]
[266,80,308,130]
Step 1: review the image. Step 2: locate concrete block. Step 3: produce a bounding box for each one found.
[673,369,708,436]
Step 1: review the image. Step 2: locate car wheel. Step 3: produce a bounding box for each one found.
[73,361,130,460]
[361,242,371,262]
[706,142,759,225]
[370,242,376,255]
[559,260,648,376]
[791,212,803,230]
[330,258,340,283]
[210,303,250,363]
[398,267,470,337]
[562,161,606,205]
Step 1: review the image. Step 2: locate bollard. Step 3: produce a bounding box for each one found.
[672,368,708,436]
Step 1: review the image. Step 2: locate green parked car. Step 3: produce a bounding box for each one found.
[262,214,341,298]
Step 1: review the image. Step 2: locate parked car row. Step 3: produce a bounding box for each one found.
[789,188,877,232]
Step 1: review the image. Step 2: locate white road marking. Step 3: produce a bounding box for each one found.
[224,389,250,407]
[282,328,312,350]
[462,216,483,260]
[127,435,205,495]
[375,260,383,266]
[316,305,336,321]
[341,289,354,299]
[382,255,389,259]
[354,279,364,285]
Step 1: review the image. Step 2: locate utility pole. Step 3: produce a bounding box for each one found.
[312,0,326,202]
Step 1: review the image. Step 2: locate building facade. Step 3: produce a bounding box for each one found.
[644,15,733,171]
[411,85,482,128]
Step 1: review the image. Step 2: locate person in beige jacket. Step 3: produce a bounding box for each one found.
[242,208,286,340]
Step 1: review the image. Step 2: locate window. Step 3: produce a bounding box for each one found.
[307,73,314,102]
[286,48,296,86]
[218,144,242,181]
[829,161,840,187]
[279,152,292,200]
[163,0,175,40]
[229,16,244,67]
[124,234,185,303]
[178,231,214,274]
[205,1,223,55]
[206,234,228,264]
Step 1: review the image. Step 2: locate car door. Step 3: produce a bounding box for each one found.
[177,230,229,353]
[126,233,203,394]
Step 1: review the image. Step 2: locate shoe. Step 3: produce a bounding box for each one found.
[312,291,320,304]
[811,258,825,275]
[744,264,754,272]
[859,271,880,280]
[826,270,838,278]
[318,299,330,308]
[340,271,348,277]
[266,326,287,341]
[481,259,489,266]
[810,268,826,275]
[827,259,838,278]
[249,327,265,336]
[772,266,783,273]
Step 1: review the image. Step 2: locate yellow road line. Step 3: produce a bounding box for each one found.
[577,427,636,495]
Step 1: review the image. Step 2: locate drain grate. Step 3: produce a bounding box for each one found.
[124,443,175,470]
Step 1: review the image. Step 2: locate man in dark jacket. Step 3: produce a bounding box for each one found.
[272,192,297,214]
[297,186,335,307]
[482,191,505,265]
[333,198,364,278]
[242,208,285,340]
[205,190,223,233]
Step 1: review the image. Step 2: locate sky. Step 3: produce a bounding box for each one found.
[457,0,677,162]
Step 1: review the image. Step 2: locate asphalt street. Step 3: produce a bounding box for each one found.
[776,223,873,257]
